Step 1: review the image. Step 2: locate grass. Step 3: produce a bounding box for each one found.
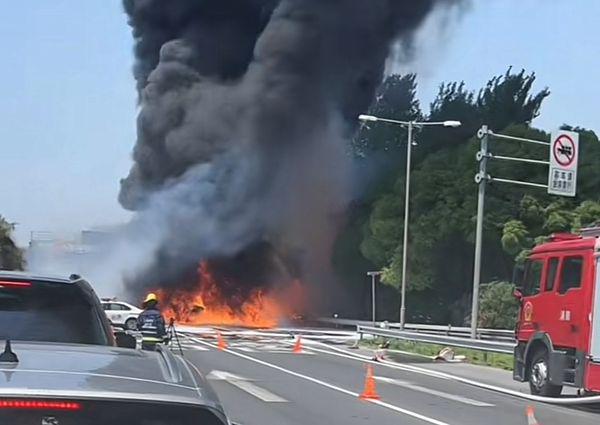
[362,338,514,370]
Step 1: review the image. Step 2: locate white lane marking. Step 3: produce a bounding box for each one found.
[300,341,452,379]
[191,337,450,425]
[375,377,493,407]
[181,345,209,351]
[295,341,600,406]
[182,327,357,341]
[236,346,256,352]
[207,370,287,403]
[226,340,315,355]
[288,341,450,380]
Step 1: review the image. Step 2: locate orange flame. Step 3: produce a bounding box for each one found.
[158,262,304,328]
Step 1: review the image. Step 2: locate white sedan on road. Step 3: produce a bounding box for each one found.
[101,300,142,330]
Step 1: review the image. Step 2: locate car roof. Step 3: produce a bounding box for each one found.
[0,270,77,284]
[0,341,223,412]
[101,300,137,306]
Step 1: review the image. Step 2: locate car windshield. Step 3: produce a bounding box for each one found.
[0,281,108,345]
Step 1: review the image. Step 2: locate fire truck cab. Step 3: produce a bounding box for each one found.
[513,227,600,396]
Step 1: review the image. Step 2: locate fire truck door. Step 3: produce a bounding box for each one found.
[552,255,585,347]
[590,258,600,362]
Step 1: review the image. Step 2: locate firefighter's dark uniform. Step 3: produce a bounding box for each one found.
[137,293,167,351]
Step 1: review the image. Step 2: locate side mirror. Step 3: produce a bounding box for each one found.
[114,331,136,349]
[513,288,523,301]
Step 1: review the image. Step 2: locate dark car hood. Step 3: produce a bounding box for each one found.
[0,342,222,411]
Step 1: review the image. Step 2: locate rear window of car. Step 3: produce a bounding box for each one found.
[0,280,109,345]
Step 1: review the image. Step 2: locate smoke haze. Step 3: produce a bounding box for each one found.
[118,0,463,304]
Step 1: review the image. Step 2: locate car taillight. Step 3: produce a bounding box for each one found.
[0,400,81,410]
[0,281,32,288]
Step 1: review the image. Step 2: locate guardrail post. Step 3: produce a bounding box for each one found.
[357,325,363,342]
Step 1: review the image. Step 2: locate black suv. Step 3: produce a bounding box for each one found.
[0,271,114,345]
[0,271,228,424]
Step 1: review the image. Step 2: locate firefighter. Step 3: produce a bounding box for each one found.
[137,292,167,351]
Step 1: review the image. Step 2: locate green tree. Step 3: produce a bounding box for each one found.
[353,74,422,156]
[501,199,600,262]
[358,68,562,323]
[0,216,24,271]
[333,73,424,317]
[334,67,599,324]
[478,281,519,329]
[476,68,549,131]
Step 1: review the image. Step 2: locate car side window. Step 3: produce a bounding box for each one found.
[545,258,559,292]
[559,256,584,294]
[101,303,110,311]
[116,303,131,311]
[523,259,543,296]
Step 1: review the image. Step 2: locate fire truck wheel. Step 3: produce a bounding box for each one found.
[528,349,562,397]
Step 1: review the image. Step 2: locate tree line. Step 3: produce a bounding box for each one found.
[333,68,600,327]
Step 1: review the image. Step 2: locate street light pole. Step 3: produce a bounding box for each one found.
[399,121,413,329]
[358,115,461,330]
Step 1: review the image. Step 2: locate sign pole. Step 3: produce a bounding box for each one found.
[470,126,489,339]
[467,127,578,339]
[367,271,381,326]
[371,273,376,326]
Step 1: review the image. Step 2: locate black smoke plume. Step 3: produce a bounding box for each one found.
[120,0,461,305]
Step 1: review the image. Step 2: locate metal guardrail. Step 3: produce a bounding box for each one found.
[357,325,515,354]
[318,317,514,342]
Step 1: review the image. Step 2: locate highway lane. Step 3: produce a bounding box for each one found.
[178,329,600,425]
[185,344,429,425]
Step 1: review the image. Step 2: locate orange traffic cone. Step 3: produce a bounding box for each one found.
[217,332,228,351]
[292,336,303,354]
[526,406,540,425]
[359,364,380,400]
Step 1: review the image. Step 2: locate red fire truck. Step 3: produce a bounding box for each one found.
[513,227,600,396]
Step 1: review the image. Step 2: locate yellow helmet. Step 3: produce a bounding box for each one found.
[144,292,158,303]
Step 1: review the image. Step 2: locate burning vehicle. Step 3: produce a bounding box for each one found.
[117,0,462,324]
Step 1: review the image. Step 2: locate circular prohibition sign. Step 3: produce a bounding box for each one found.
[552,134,576,167]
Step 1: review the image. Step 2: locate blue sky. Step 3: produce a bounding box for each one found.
[1,1,598,246]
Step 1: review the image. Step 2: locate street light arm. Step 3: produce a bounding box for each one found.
[359,115,410,126]
[417,120,462,127]
[359,115,461,128]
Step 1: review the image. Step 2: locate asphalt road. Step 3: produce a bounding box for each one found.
[176,327,600,425]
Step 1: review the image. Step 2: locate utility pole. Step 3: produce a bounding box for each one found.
[469,125,564,338]
[470,126,489,338]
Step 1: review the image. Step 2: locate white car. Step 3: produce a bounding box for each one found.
[101,300,142,330]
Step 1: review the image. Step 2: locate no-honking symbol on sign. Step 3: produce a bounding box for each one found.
[548,130,579,197]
